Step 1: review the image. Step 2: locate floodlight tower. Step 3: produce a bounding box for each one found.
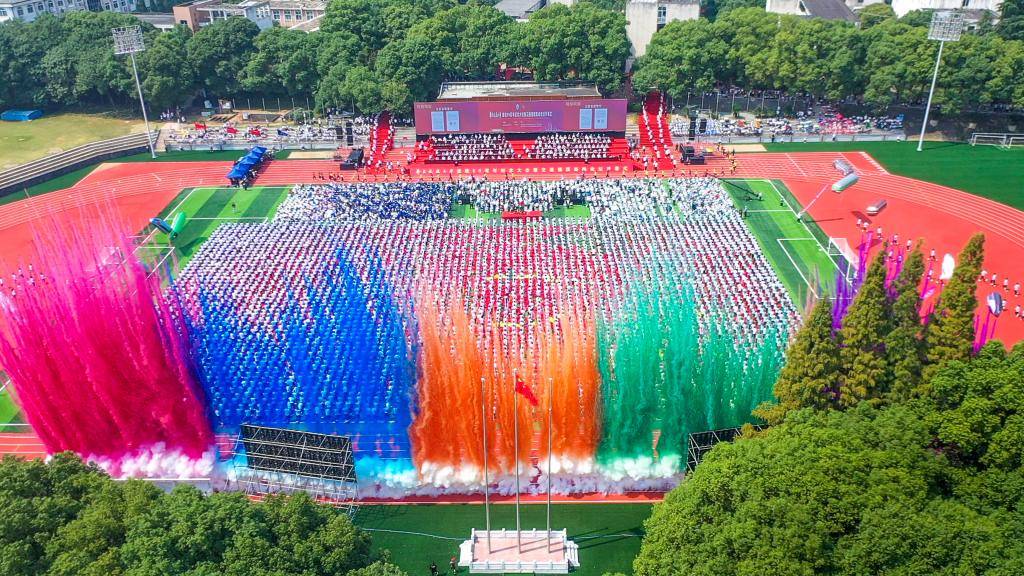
[917,11,964,152]
[113,26,157,159]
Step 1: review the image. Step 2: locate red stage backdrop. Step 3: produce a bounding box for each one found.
[414,99,628,135]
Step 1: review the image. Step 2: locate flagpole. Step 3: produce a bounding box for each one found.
[546,376,553,552]
[481,376,491,553]
[513,372,521,553]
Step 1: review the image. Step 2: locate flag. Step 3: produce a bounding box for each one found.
[194,122,207,131]
[514,375,538,407]
[225,126,238,134]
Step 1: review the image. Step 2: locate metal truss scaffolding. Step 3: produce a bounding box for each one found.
[232,424,358,515]
[686,425,764,472]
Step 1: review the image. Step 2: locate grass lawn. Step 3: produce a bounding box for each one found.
[761,141,1024,211]
[146,186,292,267]
[0,112,147,170]
[724,179,840,308]
[355,503,651,576]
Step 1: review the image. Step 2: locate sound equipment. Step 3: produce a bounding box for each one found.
[340,147,364,170]
[698,118,707,134]
[334,126,344,140]
[346,133,354,146]
[345,121,353,136]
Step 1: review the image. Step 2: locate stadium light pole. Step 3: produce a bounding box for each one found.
[113,26,157,159]
[917,11,964,152]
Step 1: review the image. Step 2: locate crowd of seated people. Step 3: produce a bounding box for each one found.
[426,134,515,162]
[523,133,614,161]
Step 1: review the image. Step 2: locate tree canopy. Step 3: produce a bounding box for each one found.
[0,2,630,115]
[632,8,1024,112]
[0,453,407,576]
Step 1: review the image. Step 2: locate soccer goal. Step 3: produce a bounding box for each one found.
[969,133,1023,149]
[828,237,859,284]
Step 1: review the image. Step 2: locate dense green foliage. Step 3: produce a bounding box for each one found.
[633,8,1024,112]
[635,234,1024,574]
[0,454,407,576]
[0,1,629,115]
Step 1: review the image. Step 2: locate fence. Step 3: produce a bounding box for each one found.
[0,131,157,199]
[682,132,906,145]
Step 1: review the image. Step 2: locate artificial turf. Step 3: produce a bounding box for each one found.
[148,186,292,266]
[118,149,261,163]
[761,141,1024,211]
[723,179,839,308]
[354,503,651,576]
[0,164,99,207]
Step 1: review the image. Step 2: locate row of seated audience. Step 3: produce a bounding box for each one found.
[426,134,515,162]
[524,133,613,160]
[423,133,617,163]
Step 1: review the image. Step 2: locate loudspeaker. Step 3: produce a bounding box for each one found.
[334,126,344,140]
[698,118,707,133]
[346,133,354,146]
[688,123,696,140]
[345,121,353,136]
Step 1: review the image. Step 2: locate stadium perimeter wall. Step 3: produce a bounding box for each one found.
[0,132,157,199]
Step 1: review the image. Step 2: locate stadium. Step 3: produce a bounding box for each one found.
[2,75,1023,574]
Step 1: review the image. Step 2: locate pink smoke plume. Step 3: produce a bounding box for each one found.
[0,215,213,471]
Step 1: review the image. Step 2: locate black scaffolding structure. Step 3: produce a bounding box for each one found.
[686,425,764,472]
[231,425,358,515]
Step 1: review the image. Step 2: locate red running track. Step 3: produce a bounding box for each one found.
[1,150,1023,471]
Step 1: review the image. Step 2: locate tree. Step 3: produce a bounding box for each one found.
[924,233,985,381]
[139,25,195,111]
[346,560,410,576]
[632,19,730,97]
[755,295,840,425]
[520,3,630,94]
[632,405,1022,576]
[187,17,260,96]
[374,34,446,106]
[859,3,896,29]
[886,245,926,401]
[0,453,390,576]
[926,343,1024,470]
[240,27,320,98]
[837,251,892,406]
[899,9,934,28]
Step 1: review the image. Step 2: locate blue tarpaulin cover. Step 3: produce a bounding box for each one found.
[1,109,43,121]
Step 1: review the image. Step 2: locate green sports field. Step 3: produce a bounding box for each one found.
[762,141,1024,211]
[147,186,292,267]
[723,179,841,308]
[355,503,651,576]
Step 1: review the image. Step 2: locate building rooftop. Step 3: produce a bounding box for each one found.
[133,12,177,27]
[495,0,543,19]
[800,0,857,21]
[288,13,322,31]
[268,0,325,9]
[437,81,603,101]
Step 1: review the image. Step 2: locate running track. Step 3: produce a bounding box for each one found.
[2,150,1022,466]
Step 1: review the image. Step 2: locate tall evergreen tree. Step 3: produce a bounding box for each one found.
[924,234,985,380]
[838,250,892,406]
[756,295,840,425]
[886,245,926,401]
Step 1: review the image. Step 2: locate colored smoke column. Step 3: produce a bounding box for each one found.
[185,248,415,477]
[411,297,601,486]
[597,277,784,479]
[0,222,213,474]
